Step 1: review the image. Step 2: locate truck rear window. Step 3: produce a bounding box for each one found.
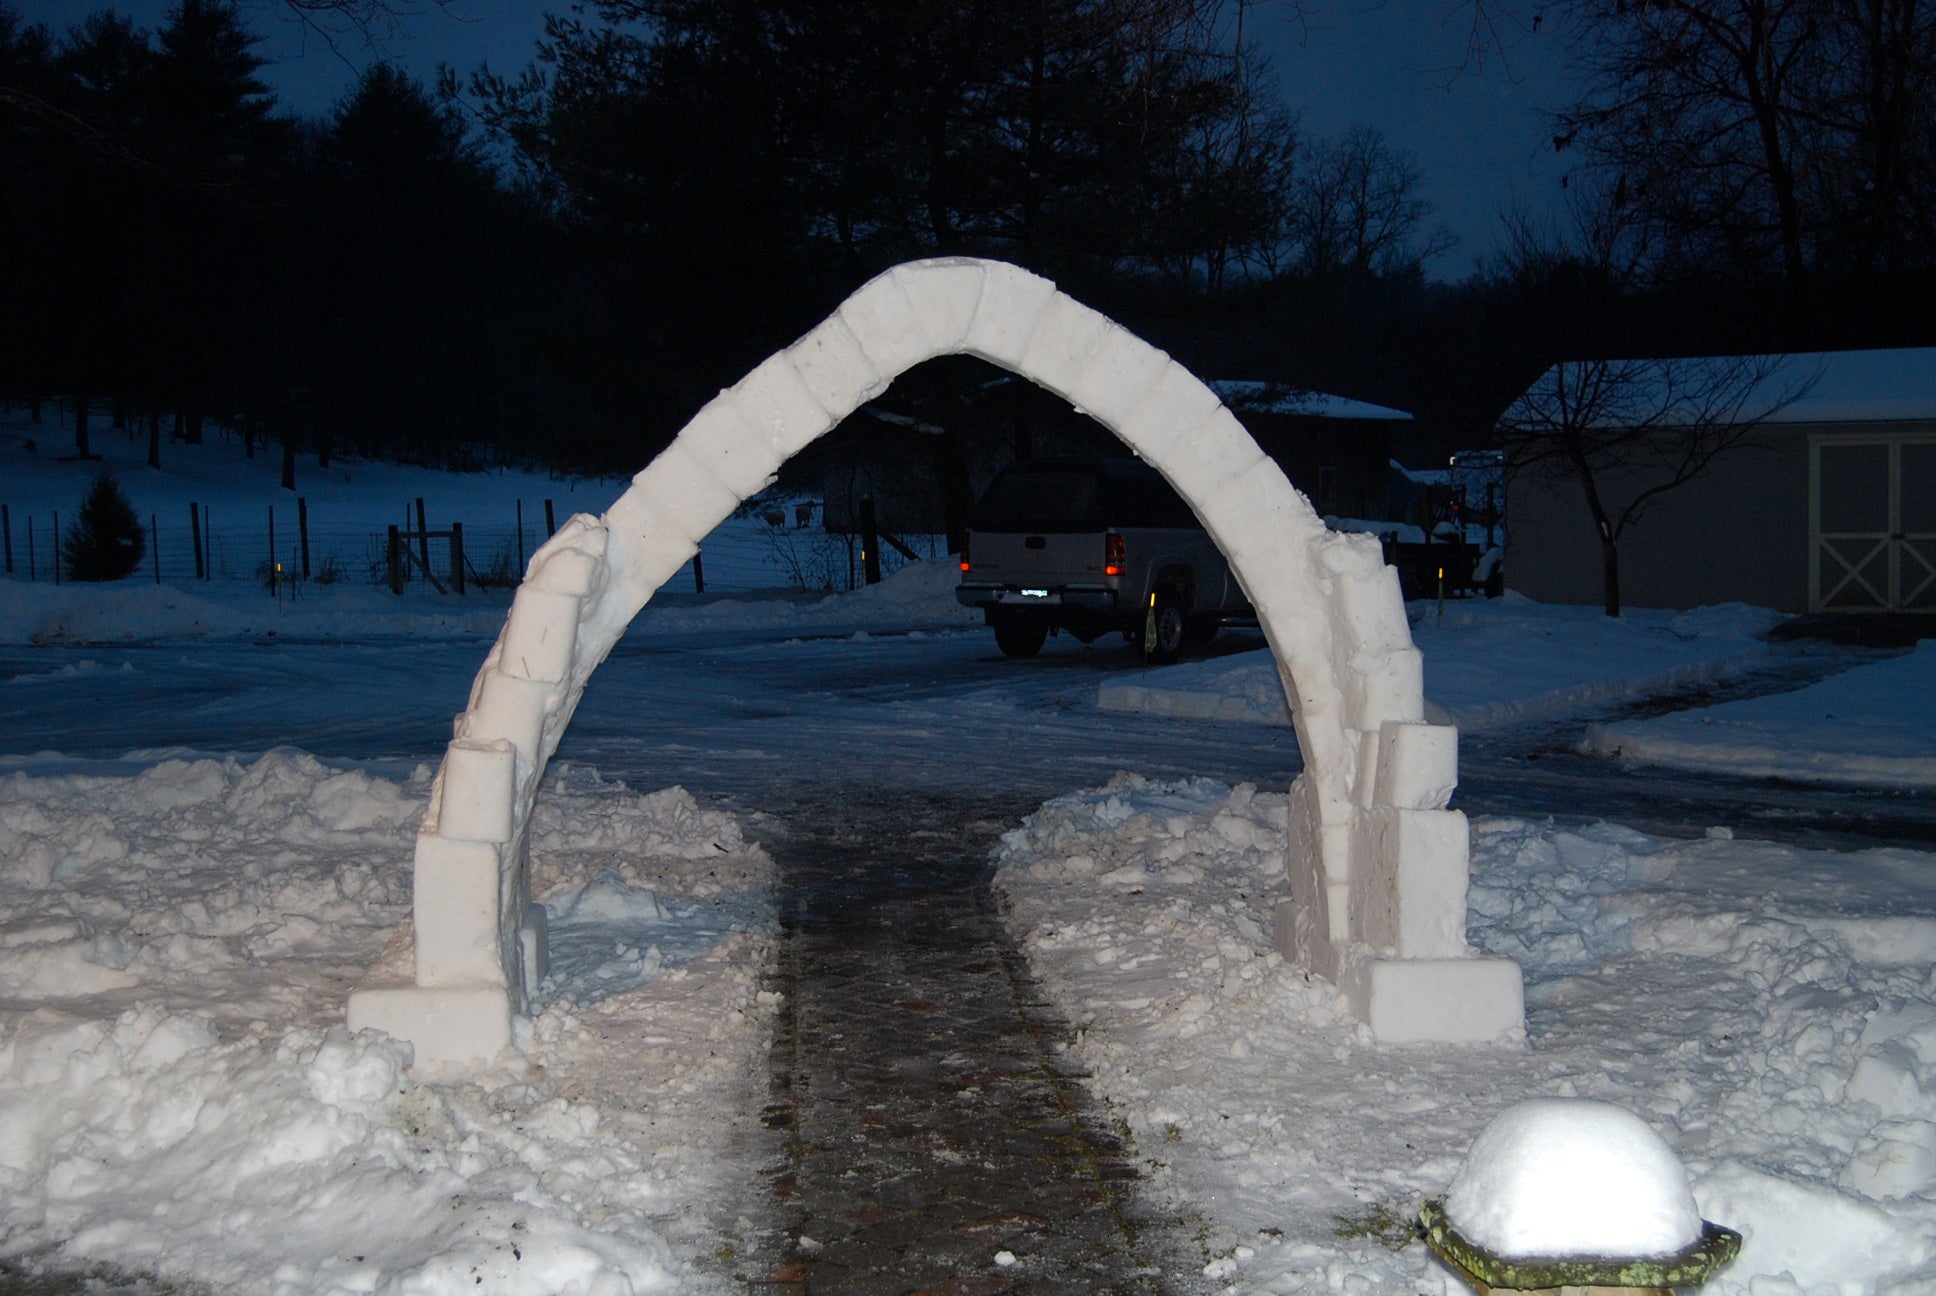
[971,463,1199,532]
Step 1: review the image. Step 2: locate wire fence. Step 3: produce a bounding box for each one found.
[0,499,948,597]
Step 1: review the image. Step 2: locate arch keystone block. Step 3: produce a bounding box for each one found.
[962,261,1058,368]
[439,739,517,844]
[892,259,986,352]
[785,316,887,420]
[838,272,930,377]
[500,587,580,684]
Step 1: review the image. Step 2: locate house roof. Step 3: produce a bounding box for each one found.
[1509,346,1936,428]
[1211,380,1414,422]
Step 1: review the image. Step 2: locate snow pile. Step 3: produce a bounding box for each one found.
[1586,638,1936,788]
[995,776,1936,1294]
[1099,595,1785,731]
[1444,1099,1703,1258]
[0,753,778,1295]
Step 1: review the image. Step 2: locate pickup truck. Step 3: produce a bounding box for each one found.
[955,456,1251,661]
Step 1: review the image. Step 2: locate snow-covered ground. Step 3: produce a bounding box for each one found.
[6,425,1936,1294]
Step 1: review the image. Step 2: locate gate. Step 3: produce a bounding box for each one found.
[1810,434,1936,612]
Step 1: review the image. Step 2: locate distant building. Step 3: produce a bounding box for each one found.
[1210,381,1412,521]
[1504,347,1936,614]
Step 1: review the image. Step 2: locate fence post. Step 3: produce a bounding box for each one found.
[2,503,10,574]
[416,498,430,578]
[387,525,403,594]
[859,498,882,585]
[150,515,160,583]
[267,507,277,598]
[450,522,465,596]
[544,498,556,538]
[202,504,211,578]
[189,502,203,579]
[298,497,311,579]
[52,513,60,585]
[27,514,35,581]
[693,547,705,594]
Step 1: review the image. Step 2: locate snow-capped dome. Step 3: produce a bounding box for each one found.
[1444,1099,1703,1259]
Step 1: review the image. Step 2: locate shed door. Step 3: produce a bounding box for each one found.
[1812,435,1936,612]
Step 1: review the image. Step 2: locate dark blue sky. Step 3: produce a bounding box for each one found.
[20,0,1575,278]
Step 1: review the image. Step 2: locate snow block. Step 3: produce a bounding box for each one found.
[961,261,1058,370]
[1117,363,1235,466]
[412,834,504,987]
[1341,646,1426,732]
[838,270,932,380]
[499,586,580,684]
[1354,805,1470,957]
[464,670,553,770]
[1374,721,1460,811]
[893,258,986,353]
[438,738,517,844]
[678,393,785,500]
[1329,557,1412,658]
[785,315,888,421]
[733,353,835,457]
[629,438,740,547]
[525,515,606,596]
[1018,293,1115,398]
[1343,953,1525,1044]
[1197,456,1323,574]
[520,904,549,1002]
[1066,326,1170,426]
[1150,408,1268,515]
[601,489,702,595]
[346,985,514,1070]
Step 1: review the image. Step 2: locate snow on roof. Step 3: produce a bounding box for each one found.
[1511,347,1936,427]
[1210,379,1414,421]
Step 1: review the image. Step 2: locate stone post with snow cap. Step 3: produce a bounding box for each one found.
[347,256,1526,1071]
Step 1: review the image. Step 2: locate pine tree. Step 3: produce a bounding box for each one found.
[63,470,147,580]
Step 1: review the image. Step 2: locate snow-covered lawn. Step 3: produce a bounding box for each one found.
[1586,639,1936,788]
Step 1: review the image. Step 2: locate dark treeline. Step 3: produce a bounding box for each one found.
[4,0,1934,493]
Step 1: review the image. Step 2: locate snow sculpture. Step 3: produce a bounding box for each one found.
[347,258,1524,1068]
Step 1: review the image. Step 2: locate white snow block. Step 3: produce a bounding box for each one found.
[733,353,835,457]
[1374,721,1459,811]
[1017,293,1115,398]
[1116,362,1229,463]
[1344,954,1525,1044]
[465,670,553,769]
[520,904,549,1002]
[1341,646,1426,732]
[412,834,504,987]
[838,270,932,380]
[962,261,1058,370]
[1151,408,1268,515]
[1066,326,1170,426]
[499,586,580,684]
[785,315,888,420]
[1197,456,1323,573]
[601,489,702,595]
[1355,805,1470,957]
[893,259,986,353]
[678,393,785,499]
[346,985,514,1069]
[629,438,740,546]
[525,516,607,596]
[438,738,517,844]
[1330,556,1412,658]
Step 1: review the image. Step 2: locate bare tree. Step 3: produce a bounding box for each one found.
[1287,124,1454,277]
[1498,353,1820,616]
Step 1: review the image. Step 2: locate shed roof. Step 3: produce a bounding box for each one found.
[1510,347,1936,428]
[1211,380,1414,422]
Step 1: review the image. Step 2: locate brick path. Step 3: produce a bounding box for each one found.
[753,791,1199,1295]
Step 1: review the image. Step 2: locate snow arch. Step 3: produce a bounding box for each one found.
[348,258,1523,1068]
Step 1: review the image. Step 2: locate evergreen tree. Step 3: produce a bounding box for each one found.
[63,470,147,581]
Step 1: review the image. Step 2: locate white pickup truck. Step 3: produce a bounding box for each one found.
[955,456,1252,661]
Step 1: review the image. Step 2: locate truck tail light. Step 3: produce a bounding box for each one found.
[1104,532,1125,577]
[959,536,971,573]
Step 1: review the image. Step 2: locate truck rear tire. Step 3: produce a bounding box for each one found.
[993,618,1049,658]
[1147,592,1187,665]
